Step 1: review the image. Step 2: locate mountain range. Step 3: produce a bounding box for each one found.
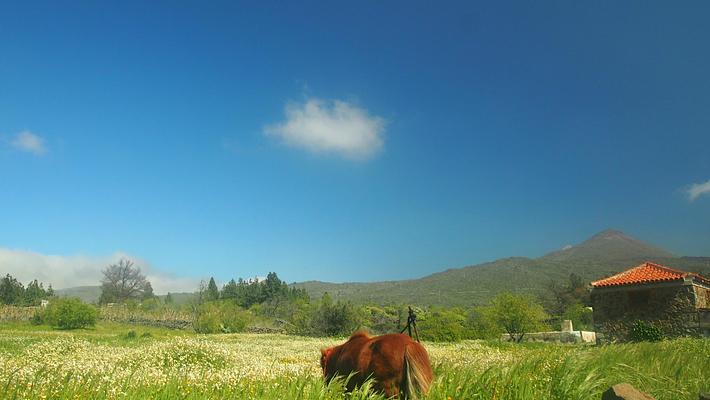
[292,229,710,307]
[56,229,710,307]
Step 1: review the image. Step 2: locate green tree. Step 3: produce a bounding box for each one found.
[546,273,590,315]
[363,305,400,335]
[263,272,287,300]
[0,274,24,305]
[311,293,363,337]
[479,292,549,342]
[221,279,238,300]
[467,307,500,339]
[206,277,220,302]
[418,307,468,342]
[24,279,48,306]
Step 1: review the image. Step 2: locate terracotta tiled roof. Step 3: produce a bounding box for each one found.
[591,262,710,287]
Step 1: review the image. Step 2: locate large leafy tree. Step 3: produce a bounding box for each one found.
[99,258,152,304]
[477,292,548,342]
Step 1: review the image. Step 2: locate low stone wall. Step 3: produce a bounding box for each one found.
[501,330,596,344]
[245,326,286,334]
[0,305,38,322]
[0,305,194,329]
[100,307,192,330]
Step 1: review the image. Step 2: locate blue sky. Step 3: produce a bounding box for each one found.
[1,1,709,291]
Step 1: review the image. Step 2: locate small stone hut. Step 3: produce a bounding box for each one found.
[591,261,710,342]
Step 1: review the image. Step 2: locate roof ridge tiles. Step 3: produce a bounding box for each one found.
[591,261,709,288]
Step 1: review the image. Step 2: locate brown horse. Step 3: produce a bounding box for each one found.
[320,331,433,399]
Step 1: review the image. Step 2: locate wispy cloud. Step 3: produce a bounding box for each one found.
[687,179,710,202]
[264,97,385,160]
[11,130,47,155]
[0,248,199,294]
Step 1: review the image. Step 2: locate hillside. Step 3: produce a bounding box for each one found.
[293,229,710,307]
[55,230,709,308]
[55,286,102,303]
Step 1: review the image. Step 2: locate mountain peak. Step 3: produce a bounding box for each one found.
[541,229,675,263]
[587,229,630,241]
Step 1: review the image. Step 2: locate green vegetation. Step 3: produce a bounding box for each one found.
[0,321,707,400]
[293,231,710,307]
[473,292,549,342]
[41,297,98,329]
[417,307,468,342]
[0,274,53,306]
[193,301,252,333]
[630,320,664,342]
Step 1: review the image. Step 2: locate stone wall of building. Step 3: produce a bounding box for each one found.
[695,285,710,309]
[592,283,700,342]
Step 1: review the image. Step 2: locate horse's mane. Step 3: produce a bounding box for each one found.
[348,330,371,341]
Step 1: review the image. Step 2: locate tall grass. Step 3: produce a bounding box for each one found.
[0,322,707,399]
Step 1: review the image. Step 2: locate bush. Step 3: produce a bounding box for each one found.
[29,310,44,325]
[562,302,594,331]
[362,305,401,335]
[467,308,500,339]
[629,320,663,342]
[418,307,468,342]
[193,301,252,334]
[309,293,363,337]
[44,298,98,330]
[478,292,549,342]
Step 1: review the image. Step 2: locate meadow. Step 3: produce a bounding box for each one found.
[0,322,707,400]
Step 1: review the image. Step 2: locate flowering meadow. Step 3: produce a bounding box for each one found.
[0,322,707,399]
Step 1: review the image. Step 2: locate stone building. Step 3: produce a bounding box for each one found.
[591,261,710,342]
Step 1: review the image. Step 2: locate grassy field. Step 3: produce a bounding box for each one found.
[0,322,707,400]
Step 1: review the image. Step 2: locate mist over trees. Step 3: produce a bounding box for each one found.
[99,258,154,304]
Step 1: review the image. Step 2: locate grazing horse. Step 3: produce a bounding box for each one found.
[320,331,433,399]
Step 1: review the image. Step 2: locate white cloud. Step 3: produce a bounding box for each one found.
[264,98,385,159]
[11,130,47,155]
[0,248,199,294]
[687,179,710,202]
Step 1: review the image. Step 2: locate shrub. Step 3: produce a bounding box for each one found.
[467,308,500,339]
[29,310,44,325]
[562,302,594,331]
[193,301,252,334]
[310,293,363,337]
[125,330,137,339]
[44,298,98,330]
[478,292,549,342]
[418,307,467,342]
[629,320,663,342]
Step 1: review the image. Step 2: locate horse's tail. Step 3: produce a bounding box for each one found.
[402,343,433,399]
